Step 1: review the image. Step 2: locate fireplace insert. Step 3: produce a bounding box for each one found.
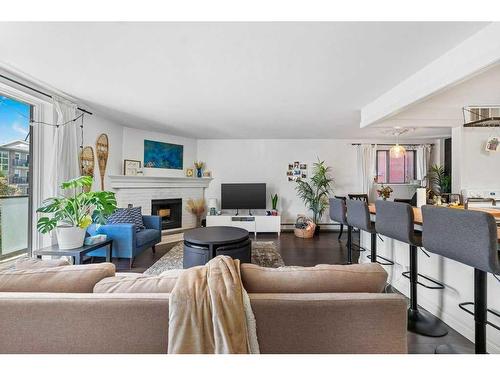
[151,198,182,230]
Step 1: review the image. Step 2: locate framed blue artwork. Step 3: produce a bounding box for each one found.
[143,140,183,169]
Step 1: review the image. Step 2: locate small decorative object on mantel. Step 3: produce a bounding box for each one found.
[186,198,206,227]
[96,133,109,191]
[203,171,212,177]
[194,161,205,178]
[186,168,194,177]
[79,146,95,192]
[271,193,279,216]
[123,159,141,176]
[376,184,393,200]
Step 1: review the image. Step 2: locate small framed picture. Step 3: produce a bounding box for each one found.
[294,161,300,168]
[486,136,499,152]
[186,168,194,177]
[301,173,307,179]
[124,159,141,176]
[288,163,294,170]
[300,163,307,170]
[203,171,212,177]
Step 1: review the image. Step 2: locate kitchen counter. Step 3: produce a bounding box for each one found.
[368,203,500,242]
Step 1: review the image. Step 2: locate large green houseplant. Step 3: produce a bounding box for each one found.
[295,159,333,231]
[36,176,117,249]
[427,164,451,195]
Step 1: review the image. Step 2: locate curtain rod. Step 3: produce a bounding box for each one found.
[351,143,434,146]
[0,73,93,115]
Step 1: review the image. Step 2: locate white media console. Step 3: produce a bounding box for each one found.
[206,215,281,238]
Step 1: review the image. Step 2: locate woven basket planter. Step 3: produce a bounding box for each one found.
[294,216,316,238]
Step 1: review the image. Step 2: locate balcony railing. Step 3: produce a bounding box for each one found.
[0,195,29,260]
[12,159,29,167]
[12,176,28,184]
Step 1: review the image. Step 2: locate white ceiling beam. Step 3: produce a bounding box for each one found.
[360,22,500,128]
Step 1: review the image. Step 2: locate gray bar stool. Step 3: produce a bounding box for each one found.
[329,197,354,264]
[422,205,500,354]
[346,200,394,266]
[375,200,448,337]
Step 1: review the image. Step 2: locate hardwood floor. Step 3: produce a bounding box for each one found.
[102,229,475,354]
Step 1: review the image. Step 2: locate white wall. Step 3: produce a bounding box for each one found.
[453,127,500,191]
[197,139,438,223]
[121,127,197,178]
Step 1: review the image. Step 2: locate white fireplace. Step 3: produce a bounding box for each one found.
[108,175,212,232]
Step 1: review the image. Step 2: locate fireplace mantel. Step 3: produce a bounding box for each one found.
[108,175,213,189]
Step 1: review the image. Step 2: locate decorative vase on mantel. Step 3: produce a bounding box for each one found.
[194,161,205,178]
[197,168,202,178]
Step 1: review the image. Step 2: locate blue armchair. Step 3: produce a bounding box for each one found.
[87,215,162,268]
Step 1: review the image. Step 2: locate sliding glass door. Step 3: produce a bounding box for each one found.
[0,94,31,260]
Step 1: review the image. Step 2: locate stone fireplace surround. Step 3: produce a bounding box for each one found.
[108,175,212,232]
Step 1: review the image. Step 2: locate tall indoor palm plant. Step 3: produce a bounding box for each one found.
[295,159,333,228]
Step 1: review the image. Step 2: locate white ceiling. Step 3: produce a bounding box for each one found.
[0,22,488,139]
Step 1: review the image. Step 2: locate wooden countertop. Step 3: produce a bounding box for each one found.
[368,203,500,243]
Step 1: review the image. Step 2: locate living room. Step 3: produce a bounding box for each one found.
[1,1,500,372]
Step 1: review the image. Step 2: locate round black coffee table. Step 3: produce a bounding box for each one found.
[183,226,251,268]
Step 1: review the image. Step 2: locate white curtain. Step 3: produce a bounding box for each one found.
[416,145,432,185]
[48,96,79,197]
[357,144,377,201]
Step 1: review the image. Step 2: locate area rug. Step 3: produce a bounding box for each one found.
[144,241,285,275]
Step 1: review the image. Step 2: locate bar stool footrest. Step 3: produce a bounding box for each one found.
[367,254,395,266]
[402,271,445,290]
[350,242,367,252]
[458,302,500,331]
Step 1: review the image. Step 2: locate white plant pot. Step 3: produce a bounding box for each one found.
[56,226,86,250]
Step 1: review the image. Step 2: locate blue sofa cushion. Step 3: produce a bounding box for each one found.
[136,229,159,248]
[128,206,145,231]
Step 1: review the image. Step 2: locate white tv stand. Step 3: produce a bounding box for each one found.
[206,215,281,238]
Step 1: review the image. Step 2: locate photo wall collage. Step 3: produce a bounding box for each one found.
[286,161,307,182]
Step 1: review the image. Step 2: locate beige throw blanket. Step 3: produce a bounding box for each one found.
[168,256,259,354]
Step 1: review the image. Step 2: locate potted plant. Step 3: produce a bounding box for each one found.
[426,164,451,196]
[271,193,279,216]
[194,161,205,178]
[376,184,393,200]
[295,159,333,234]
[186,198,206,227]
[36,176,117,249]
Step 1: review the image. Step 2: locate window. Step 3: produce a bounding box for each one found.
[376,150,416,184]
[0,151,8,172]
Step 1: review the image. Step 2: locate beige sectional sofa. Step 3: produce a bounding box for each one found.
[0,260,408,354]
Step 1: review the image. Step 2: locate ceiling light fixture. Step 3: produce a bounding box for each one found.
[389,128,409,159]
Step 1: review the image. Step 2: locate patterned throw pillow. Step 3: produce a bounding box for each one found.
[107,208,133,225]
[128,206,145,231]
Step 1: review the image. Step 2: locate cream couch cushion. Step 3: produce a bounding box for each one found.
[94,269,182,293]
[0,263,115,293]
[15,257,71,270]
[94,263,387,294]
[241,263,388,293]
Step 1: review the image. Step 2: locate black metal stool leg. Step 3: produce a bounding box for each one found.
[475,269,487,354]
[367,232,394,265]
[347,225,352,265]
[407,244,448,337]
[338,224,344,240]
[435,269,489,354]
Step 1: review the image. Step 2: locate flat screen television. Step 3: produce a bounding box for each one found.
[221,183,266,210]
